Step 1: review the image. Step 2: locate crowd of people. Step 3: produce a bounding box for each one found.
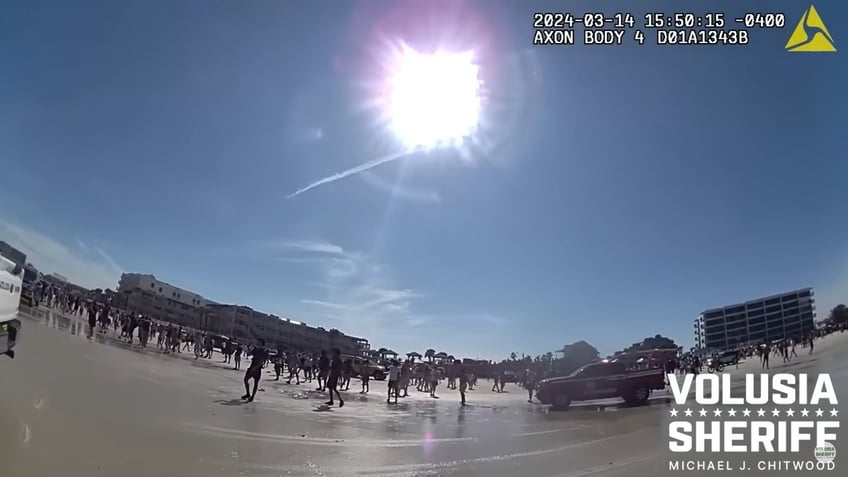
[32,279,843,409]
[674,329,828,375]
[33,284,533,406]
[264,352,502,406]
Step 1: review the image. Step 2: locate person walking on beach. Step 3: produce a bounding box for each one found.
[525,368,538,403]
[274,351,283,381]
[242,339,268,402]
[286,352,300,384]
[325,349,344,408]
[233,343,243,370]
[429,366,439,398]
[456,360,468,405]
[360,360,371,394]
[86,303,97,339]
[138,316,150,347]
[762,343,770,369]
[312,355,321,384]
[492,369,503,393]
[302,355,312,382]
[387,360,400,404]
[317,350,330,392]
[399,361,410,397]
[341,358,353,391]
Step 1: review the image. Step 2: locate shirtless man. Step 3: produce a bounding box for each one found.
[242,339,268,402]
[325,348,344,407]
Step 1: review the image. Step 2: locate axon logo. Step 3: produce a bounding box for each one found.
[665,373,839,471]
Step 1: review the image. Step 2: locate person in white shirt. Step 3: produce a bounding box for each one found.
[387,360,400,404]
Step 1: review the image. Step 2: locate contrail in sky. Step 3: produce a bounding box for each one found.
[286,151,409,199]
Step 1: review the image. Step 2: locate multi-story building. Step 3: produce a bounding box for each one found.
[198,304,369,355]
[119,273,213,308]
[694,287,816,351]
[117,273,216,329]
[117,273,370,355]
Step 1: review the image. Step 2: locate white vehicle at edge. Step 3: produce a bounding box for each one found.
[0,254,23,359]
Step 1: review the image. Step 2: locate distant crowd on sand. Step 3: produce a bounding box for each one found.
[674,330,824,375]
[238,343,544,406]
[34,282,545,407]
[42,280,839,410]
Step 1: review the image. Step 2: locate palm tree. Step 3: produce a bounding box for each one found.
[425,349,436,362]
[509,352,518,361]
[830,304,848,325]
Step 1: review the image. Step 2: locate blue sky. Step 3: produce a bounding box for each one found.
[1,0,846,359]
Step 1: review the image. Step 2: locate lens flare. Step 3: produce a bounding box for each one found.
[385,45,482,149]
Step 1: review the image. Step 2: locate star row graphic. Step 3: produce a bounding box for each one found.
[669,407,839,418]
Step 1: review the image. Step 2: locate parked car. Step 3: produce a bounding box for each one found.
[535,360,666,410]
[705,350,739,373]
[345,355,387,380]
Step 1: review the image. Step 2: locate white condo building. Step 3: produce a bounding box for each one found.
[694,287,815,351]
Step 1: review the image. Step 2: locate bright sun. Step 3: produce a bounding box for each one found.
[386,46,482,149]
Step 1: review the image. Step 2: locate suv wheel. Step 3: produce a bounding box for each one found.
[553,393,571,410]
[625,386,649,405]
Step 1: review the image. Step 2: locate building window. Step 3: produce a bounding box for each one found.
[150,283,154,288]
[159,287,163,293]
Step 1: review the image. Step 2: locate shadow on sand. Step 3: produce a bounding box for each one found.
[215,399,249,406]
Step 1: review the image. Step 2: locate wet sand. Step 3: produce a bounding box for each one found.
[1,311,846,476]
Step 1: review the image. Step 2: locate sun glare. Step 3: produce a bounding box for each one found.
[386,46,482,149]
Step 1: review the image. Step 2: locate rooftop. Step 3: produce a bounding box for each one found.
[700,287,813,315]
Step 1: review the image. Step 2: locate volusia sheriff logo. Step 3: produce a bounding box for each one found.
[666,373,839,472]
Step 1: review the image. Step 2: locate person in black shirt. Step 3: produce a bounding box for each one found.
[342,359,353,391]
[274,349,283,381]
[242,339,268,402]
[325,348,344,407]
[129,315,140,344]
[138,317,151,347]
[86,303,97,339]
[233,343,243,370]
[317,350,330,392]
[163,325,173,354]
